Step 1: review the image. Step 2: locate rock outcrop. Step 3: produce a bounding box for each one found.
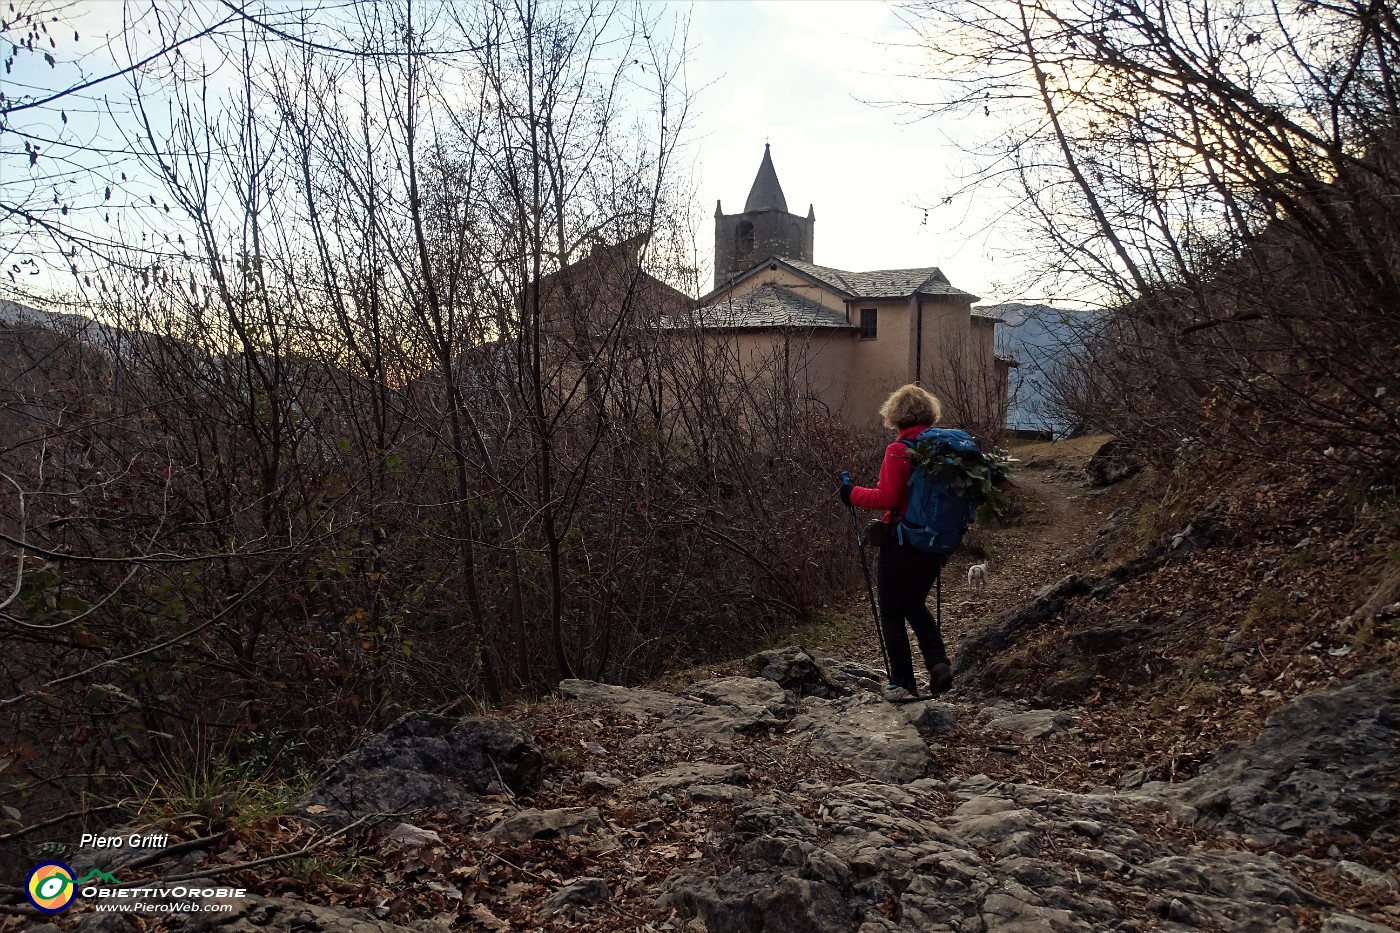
[953,514,1233,678]
[563,648,934,784]
[618,655,1396,933]
[660,774,1357,932]
[1084,438,1143,487]
[1148,671,1400,844]
[294,712,543,825]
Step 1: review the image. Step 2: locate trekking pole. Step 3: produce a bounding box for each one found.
[841,472,893,685]
[935,560,942,633]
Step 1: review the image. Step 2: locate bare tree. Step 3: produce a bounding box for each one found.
[905,0,1400,471]
[925,320,1009,445]
[0,0,875,871]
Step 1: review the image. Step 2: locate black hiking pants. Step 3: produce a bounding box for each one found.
[877,542,947,693]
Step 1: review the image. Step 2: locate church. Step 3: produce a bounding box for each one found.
[699,145,1010,437]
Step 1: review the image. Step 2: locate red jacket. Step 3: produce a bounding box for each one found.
[850,425,927,520]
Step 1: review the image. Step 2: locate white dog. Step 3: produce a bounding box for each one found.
[967,563,988,589]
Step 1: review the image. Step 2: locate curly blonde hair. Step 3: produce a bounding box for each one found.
[879,384,942,430]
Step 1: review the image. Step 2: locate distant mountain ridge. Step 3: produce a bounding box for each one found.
[0,297,124,345]
[0,299,156,367]
[1,297,88,329]
[982,301,1099,438]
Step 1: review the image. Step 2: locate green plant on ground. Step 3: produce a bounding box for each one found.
[983,639,1045,687]
[1182,677,1220,706]
[31,840,74,862]
[960,527,998,559]
[1242,587,1286,633]
[544,742,583,770]
[979,478,1036,530]
[1131,501,1161,549]
[760,603,870,660]
[1281,546,1315,572]
[1363,484,1400,510]
[281,845,377,884]
[140,731,314,829]
[1352,615,1400,650]
[437,692,498,719]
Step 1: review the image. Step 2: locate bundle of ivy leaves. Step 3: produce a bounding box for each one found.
[908,440,1015,523]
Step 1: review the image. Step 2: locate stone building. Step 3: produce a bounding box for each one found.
[700,146,1011,436]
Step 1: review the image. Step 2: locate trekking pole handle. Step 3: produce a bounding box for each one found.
[840,471,850,485]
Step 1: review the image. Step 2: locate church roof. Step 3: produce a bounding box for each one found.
[682,284,853,331]
[744,144,789,213]
[774,258,981,301]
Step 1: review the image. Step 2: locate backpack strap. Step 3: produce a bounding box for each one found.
[892,437,921,524]
[899,438,919,485]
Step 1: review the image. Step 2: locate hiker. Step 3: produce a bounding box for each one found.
[839,384,954,698]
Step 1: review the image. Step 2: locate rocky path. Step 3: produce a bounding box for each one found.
[575,650,1398,933]
[38,447,1400,933]
[62,644,1395,933]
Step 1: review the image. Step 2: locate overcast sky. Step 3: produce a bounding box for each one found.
[673,0,1032,304]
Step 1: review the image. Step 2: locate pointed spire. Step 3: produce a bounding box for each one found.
[715,199,723,218]
[744,143,788,213]
[807,203,815,220]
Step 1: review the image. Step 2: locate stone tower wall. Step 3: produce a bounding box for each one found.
[714,209,814,288]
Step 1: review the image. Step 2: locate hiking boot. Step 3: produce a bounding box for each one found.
[885,684,921,704]
[928,663,954,696]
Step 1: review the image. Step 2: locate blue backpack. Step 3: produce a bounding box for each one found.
[895,427,985,554]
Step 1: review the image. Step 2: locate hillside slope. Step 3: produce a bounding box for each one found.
[16,438,1399,932]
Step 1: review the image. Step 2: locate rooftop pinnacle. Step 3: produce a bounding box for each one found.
[744,144,789,213]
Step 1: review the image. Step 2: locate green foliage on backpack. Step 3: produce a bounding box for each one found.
[907,442,1015,524]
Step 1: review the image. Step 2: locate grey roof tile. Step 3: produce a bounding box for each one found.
[675,285,854,331]
[780,259,979,300]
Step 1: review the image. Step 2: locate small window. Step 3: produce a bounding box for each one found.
[736,221,755,257]
[859,308,877,339]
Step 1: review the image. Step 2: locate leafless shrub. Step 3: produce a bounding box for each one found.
[0,0,866,857]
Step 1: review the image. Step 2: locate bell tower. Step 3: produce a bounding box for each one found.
[714,145,815,288]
